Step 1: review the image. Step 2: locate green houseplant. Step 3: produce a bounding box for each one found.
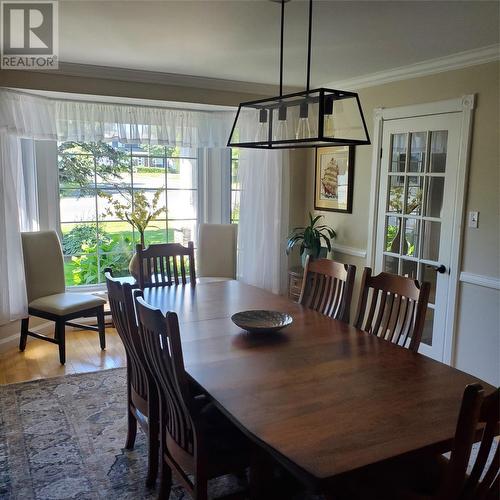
[286,213,336,266]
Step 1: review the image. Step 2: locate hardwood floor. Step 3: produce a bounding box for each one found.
[0,326,126,385]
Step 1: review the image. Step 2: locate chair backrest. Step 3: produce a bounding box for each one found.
[21,230,66,303]
[436,384,499,500]
[299,257,356,323]
[354,268,430,352]
[135,296,199,482]
[104,269,148,402]
[197,223,237,279]
[136,242,196,288]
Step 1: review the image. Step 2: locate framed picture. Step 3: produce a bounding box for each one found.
[314,145,355,213]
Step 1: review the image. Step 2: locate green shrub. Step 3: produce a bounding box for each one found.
[71,234,131,284]
[62,224,99,255]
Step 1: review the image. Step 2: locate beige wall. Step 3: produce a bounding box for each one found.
[304,61,500,385]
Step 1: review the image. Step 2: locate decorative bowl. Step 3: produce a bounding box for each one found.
[231,310,293,333]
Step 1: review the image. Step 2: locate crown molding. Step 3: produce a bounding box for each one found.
[35,62,300,97]
[325,44,500,90]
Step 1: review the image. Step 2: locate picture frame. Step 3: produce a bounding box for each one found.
[314,145,355,213]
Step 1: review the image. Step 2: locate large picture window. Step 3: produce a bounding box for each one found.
[58,141,198,286]
[230,148,240,224]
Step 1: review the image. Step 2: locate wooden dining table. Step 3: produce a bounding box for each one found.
[142,279,494,491]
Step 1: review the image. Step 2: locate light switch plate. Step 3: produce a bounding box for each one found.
[468,211,479,228]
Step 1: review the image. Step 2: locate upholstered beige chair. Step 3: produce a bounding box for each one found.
[20,231,106,364]
[197,223,237,280]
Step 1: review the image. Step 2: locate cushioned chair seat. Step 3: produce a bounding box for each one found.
[29,293,106,316]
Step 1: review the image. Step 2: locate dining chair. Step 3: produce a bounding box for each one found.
[20,230,106,364]
[354,267,430,352]
[197,223,237,280]
[136,242,196,289]
[104,269,159,487]
[327,383,499,500]
[134,295,249,500]
[299,256,356,323]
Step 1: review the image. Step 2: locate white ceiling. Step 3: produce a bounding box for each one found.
[59,0,499,87]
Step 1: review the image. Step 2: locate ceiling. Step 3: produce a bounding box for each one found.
[59,0,500,87]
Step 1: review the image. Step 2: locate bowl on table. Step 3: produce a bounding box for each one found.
[231,310,293,334]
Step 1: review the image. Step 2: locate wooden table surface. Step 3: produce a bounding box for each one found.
[142,280,494,487]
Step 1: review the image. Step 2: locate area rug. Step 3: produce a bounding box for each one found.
[0,368,253,500]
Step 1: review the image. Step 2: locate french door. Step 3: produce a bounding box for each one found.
[375,113,462,361]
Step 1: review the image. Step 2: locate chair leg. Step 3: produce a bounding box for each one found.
[146,400,159,487]
[125,405,137,450]
[97,307,106,350]
[158,448,172,499]
[56,319,66,365]
[19,317,29,351]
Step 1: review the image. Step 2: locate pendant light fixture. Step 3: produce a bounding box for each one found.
[227,0,370,149]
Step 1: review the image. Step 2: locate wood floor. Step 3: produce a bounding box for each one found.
[0,326,126,385]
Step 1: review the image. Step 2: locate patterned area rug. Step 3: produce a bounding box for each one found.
[0,368,252,500]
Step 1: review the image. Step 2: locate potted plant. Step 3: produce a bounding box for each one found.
[101,188,165,279]
[286,212,336,267]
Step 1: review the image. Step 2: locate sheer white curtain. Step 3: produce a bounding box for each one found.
[237,149,290,295]
[0,88,235,324]
[0,133,38,324]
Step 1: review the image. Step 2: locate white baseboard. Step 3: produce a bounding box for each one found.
[459,272,500,291]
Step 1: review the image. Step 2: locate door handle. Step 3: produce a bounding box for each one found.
[426,264,447,274]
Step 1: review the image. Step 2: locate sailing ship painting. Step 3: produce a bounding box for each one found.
[315,146,355,213]
[320,156,340,199]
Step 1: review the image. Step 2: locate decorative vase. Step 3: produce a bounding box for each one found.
[128,253,140,281]
[301,246,328,267]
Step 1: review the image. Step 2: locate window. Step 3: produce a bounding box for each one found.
[58,141,198,286]
[230,148,240,223]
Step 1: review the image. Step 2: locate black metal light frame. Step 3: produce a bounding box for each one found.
[227,0,371,149]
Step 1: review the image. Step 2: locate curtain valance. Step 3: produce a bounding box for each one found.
[0,89,235,147]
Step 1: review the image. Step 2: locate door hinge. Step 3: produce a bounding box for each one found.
[380,148,383,159]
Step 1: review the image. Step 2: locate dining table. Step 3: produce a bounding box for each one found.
[141,279,495,492]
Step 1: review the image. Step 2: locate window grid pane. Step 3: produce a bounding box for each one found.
[58,142,198,285]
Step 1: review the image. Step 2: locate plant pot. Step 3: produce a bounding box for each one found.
[128,253,140,281]
[128,249,149,282]
[301,247,328,267]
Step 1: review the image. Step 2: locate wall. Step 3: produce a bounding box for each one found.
[304,61,500,385]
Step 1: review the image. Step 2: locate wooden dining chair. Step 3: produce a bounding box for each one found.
[20,230,106,364]
[328,384,499,500]
[299,257,356,323]
[104,269,159,487]
[134,295,249,500]
[354,267,430,352]
[136,242,196,289]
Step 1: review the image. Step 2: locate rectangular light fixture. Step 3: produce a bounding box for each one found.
[227,87,370,149]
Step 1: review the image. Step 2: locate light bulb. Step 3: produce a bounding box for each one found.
[324,114,335,137]
[255,108,268,142]
[296,101,311,140]
[274,105,289,141]
[323,96,335,137]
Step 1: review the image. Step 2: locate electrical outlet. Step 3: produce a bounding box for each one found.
[468,211,479,228]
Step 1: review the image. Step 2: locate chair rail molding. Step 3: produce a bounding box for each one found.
[459,272,500,291]
[331,244,367,259]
